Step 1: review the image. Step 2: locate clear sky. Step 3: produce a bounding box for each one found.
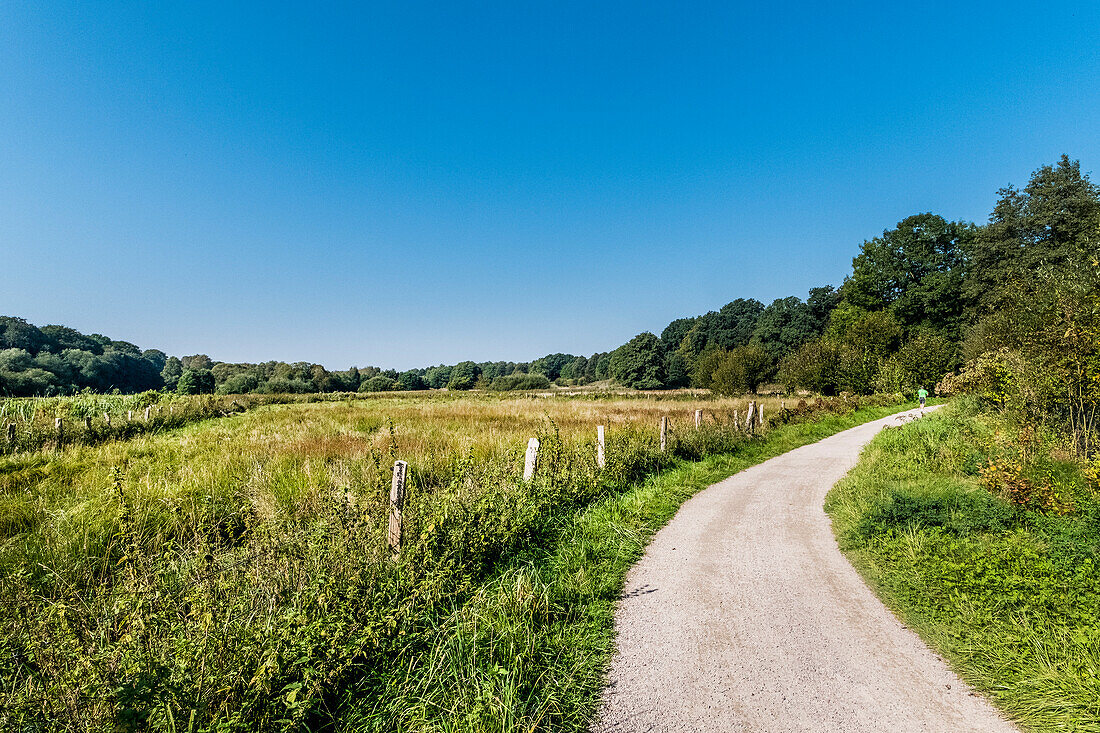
[2,2,1098,370]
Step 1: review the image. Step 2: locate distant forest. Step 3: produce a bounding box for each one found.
[2,155,1096,398]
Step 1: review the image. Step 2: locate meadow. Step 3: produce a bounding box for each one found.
[1,390,905,732]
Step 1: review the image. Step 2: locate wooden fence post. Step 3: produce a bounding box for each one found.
[84,416,92,431]
[694,409,702,429]
[388,460,407,556]
[104,412,111,428]
[55,417,63,447]
[759,404,765,429]
[5,423,14,447]
[746,402,756,433]
[144,406,151,422]
[660,416,669,452]
[127,410,133,422]
[596,425,606,469]
[734,410,740,430]
[524,438,540,481]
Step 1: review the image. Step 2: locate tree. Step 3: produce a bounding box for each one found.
[447,361,481,390]
[660,317,697,352]
[530,353,576,381]
[843,213,971,338]
[594,353,612,380]
[709,344,772,395]
[359,375,396,392]
[876,331,955,395]
[677,299,765,358]
[181,354,214,371]
[778,339,842,395]
[0,317,47,353]
[966,155,1100,313]
[176,368,215,395]
[424,365,452,389]
[40,324,103,354]
[217,373,259,394]
[665,351,690,388]
[396,370,426,391]
[609,332,666,389]
[161,357,184,391]
[751,297,818,358]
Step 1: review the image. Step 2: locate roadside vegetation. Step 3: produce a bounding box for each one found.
[1,392,904,731]
[827,400,1100,731]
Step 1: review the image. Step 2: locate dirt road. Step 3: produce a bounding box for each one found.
[593,407,1017,732]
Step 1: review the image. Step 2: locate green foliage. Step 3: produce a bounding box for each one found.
[843,213,971,337]
[359,375,396,392]
[609,333,665,389]
[446,361,481,390]
[777,339,841,395]
[707,344,772,395]
[875,330,955,396]
[966,155,1100,313]
[176,369,215,395]
[750,296,818,358]
[530,353,577,381]
[487,373,551,391]
[396,370,426,391]
[827,403,1100,730]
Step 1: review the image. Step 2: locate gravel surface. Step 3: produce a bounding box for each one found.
[593,407,1017,733]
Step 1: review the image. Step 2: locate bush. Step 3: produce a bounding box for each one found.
[359,376,396,392]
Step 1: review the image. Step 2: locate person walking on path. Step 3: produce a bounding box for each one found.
[918,386,928,408]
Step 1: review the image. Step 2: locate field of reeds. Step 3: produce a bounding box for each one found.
[1,390,906,732]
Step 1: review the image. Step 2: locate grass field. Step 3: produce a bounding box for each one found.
[1,390,904,732]
[826,399,1100,732]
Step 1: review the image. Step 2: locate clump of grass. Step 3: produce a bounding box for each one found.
[826,398,1100,731]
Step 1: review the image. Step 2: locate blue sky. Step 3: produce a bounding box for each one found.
[2,2,1098,369]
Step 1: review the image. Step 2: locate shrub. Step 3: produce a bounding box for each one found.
[359,376,396,392]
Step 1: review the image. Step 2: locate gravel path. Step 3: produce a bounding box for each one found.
[593,407,1017,733]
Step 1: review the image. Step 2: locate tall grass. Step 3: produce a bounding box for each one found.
[826,398,1100,732]
[1,391,902,732]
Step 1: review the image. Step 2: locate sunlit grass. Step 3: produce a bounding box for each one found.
[1,391,902,732]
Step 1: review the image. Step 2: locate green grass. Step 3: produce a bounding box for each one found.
[0,393,907,732]
[826,399,1100,732]
[340,402,914,731]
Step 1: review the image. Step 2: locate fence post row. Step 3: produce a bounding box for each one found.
[388,460,407,556]
[596,425,606,469]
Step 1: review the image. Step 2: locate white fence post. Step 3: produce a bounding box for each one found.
[596,425,606,469]
[524,438,540,481]
[388,460,408,556]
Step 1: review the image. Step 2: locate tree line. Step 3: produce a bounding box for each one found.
[2,155,1096,403]
[608,154,1099,399]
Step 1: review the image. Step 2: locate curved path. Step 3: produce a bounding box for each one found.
[594,407,1017,733]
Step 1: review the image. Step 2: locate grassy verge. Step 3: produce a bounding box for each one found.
[346,402,914,731]
[825,399,1100,732]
